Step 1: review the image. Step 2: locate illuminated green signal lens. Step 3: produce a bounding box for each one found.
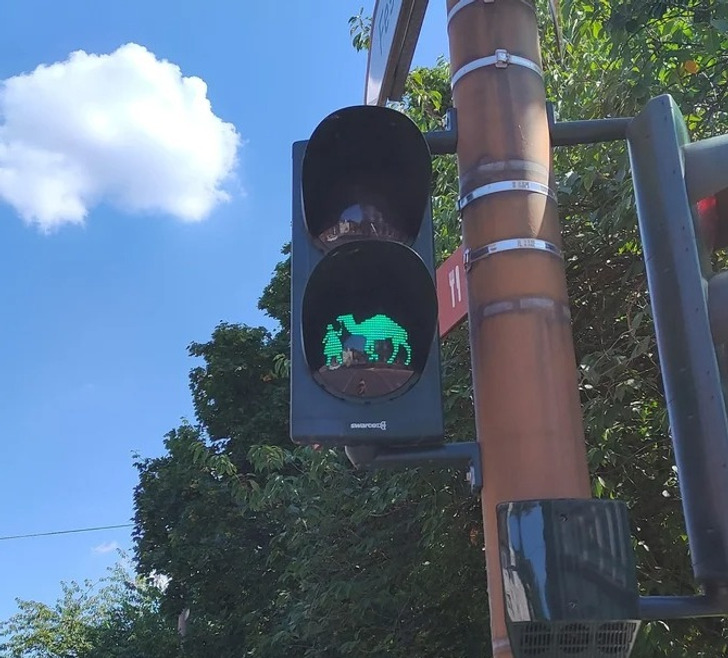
[302,241,437,400]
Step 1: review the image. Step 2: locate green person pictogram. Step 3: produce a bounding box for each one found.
[322,323,344,367]
[335,313,412,365]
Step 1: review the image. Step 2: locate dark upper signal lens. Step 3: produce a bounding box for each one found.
[302,106,432,252]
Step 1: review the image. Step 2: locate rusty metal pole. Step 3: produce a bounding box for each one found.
[445,2,592,656]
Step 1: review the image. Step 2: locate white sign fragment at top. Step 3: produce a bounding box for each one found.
[365,0,429,106]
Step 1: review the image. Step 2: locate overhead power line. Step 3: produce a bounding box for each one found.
[0,523,133,542]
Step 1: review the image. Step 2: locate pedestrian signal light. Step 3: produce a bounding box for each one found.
[290,106,443,447]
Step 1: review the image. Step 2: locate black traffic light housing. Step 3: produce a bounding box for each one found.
[627,94,728,589]
[291,106,443,448]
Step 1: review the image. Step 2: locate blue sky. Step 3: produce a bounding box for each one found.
[0,0,449,622]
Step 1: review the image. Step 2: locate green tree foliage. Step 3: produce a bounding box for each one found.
[0,563,177,658]
[347,8,370,52]
[129,2,728,656]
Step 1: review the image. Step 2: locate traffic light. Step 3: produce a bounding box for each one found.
[290,106,443,448]
[626,94,728,587]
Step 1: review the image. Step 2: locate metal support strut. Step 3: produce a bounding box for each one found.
[345,441,482,494]
[424,104,633,155]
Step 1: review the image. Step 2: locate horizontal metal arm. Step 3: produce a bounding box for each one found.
[423,106,633,154]
[640,586,728,619]
[551,117,633,147]
[345,440,482,494]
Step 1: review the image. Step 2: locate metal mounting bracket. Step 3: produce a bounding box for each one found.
[345,441,482,494]
[424,108,458,156]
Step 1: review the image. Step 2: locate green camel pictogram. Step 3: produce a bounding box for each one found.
[336,313,412,366]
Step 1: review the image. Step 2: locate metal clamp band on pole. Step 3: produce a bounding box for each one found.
[447,0,535,25]
[479,296,571,322]
[447,0,490,25]
[458,179,556,212]
[464,238,563,271]
[451,49,543,88]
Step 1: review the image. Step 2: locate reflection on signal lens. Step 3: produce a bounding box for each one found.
[317,202,409,249]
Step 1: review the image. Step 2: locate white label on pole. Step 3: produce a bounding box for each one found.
[448,266,462,308]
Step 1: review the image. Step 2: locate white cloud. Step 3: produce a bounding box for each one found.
[92,540,120,554]
[0,43,240,230]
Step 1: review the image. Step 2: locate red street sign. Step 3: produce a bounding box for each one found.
[365,0,429,106]
[436,244,468,337]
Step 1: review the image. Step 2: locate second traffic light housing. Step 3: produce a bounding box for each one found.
[291,106,443,448]
[627,94,728,588]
